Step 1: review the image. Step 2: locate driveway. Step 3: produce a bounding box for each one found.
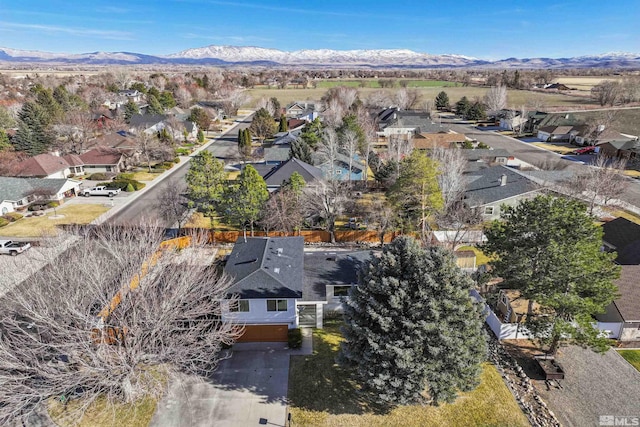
[151,348,289,427]
[536,346,640,427]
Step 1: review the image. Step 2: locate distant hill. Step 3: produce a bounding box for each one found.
[1,45,639,68]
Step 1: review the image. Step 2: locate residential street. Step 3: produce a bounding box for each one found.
[106,114,254,226]
[447,121,640,208]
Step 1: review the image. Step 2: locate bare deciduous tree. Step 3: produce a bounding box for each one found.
[483,85,507,115]
[436,201,482,251]
[318,128,342,179]
[365,199,397,246]
[303,181,348,243]
[340,129,360,184]
[394,88,421,111]
[154,180,190,233]
[0,225,240,425]
[430,148,466,211]
[259,188,305,233]
[591,80,622,106]
[56,107,97,155]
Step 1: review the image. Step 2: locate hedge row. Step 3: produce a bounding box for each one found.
[98,179,145,191]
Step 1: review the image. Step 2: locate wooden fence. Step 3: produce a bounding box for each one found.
[179,228,404,244]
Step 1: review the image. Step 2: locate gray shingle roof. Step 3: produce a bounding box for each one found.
[464,165,538,206]
[613,265,640,322]
[129,114,167,127]
[602,217,640,253]
[224,237,304,299]
[0,177,72,202]
[264,145,291,163]
[460,149,511,161]
[302,251,371,301]
[263,158,324,187]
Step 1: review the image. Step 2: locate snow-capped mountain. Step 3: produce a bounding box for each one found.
[0,45,639,68]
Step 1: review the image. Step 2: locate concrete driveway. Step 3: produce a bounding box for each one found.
[536,346,640,427]
[151,348,289,427]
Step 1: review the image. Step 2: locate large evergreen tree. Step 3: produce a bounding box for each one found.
[13,102,55,155]
[249,108,277,143]
[147,95,164,115]
[188,107,211,131]
[339,236,487,406]
[299,117,322,149]
[124,100,139,124]
[186,151,226,228]
[455,96,470,117]
[221,165,269,236]
[278,115,288,132]
[435,91,450,111]
[483,195,620,354]
[289,137,312,164]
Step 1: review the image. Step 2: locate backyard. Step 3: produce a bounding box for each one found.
[288,321,529,427]
[617,350,640,372]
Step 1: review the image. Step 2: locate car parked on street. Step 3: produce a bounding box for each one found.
[572,146,596,155]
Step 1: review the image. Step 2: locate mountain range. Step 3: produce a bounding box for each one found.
[1,45,639,68]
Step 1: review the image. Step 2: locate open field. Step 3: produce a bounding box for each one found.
[288,321,529,427]
[556,76,624,91]
[247,86,591,109]
[314,79,460,89]
[0,204,109,237]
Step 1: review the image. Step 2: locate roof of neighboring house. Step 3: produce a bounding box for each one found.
[319,153,366,172]
[272,131,300,145]
[264,145,291,163]
[0,177,76,202]
[224,237,304,299]
[62,154,84,167]
[239,163,276,178]
[602,217,640,253]
[464,165,538,207]
[302,251,371,301]
[263,158,324,187]
[386,113,448,133]
[79,149,123,166]
[86,131,137,151]
[618,240,640,265]
[538,125,575,135]
[129,114,167,128]
[460,148,511,161]
[413,133,467,150]
[13,154,71,177]
[288,119,306,130]
[600,139,640,152]
[612,265,640,322]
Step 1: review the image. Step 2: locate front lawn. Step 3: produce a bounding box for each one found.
[49,395,156,427]
[617,350,640,372]
[130,171,163,182]
[0,204,110,237]
[288,321,529,427]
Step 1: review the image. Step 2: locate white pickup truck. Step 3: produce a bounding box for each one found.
[0,240,31,256]
[81,186,121,197]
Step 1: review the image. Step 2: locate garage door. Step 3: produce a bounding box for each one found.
[236,324,289,342]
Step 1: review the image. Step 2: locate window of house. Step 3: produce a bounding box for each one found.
[267,299,288,312]
[230,300,250,312]
[484,206,495,215]
[333,286,352,297]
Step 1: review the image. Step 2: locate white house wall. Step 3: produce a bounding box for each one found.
[0,200,14,215]
[222,298,298,329]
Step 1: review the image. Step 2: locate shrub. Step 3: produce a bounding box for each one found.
[117,172,135,180]
[99,179,145,191]
[125,183,135,192]
[173,157,180,164]
[161,162,174,169]
[176,148,190,156]
[28,203,49,211]
[47,201,60,208]
[3,212,23,222]
[0,218,9,228]
[287,328,303,349]
[88,173,108,181]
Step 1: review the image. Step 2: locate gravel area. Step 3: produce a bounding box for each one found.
[536,345,640,427]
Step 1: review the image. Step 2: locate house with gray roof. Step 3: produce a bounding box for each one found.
[263,145,291,164]
[0,177,80,214]
[464,165,541,220]
[596,265,640,341]
[262,158,324,191]
[129,113,198,141]
[380,111,449,139]
[460,148,512,164]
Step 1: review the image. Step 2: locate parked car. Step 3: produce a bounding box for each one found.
[0,240,31,256]
[81,186,121,197]
[572,146,596,155]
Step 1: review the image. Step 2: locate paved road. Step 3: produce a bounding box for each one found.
[447,120,640,207]
[107,115,254,226]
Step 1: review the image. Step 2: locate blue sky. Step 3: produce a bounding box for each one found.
[1,0,638,59]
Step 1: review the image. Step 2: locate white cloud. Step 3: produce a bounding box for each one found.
[0,22,134,40]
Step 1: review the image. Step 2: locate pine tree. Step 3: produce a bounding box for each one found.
[124,100,139,124]
[14,102,54,155]
[278,115,288,132]
[237,129,251,158]
[147,95,164,115]
[186,151,226,228]
[221,165,269,236]
[455,96,470,117]
[158,91,176,109]
[435,91,450,111]
[197,129,205,143]
[289,137,312,164]
[339,236,487,405]
[0,129,10,151]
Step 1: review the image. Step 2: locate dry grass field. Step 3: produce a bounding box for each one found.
[246,85,585,109]
[556,76,624,91]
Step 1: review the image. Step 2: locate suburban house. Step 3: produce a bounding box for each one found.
[537,125,575,142]
[602,217,640,265]
[85,130,137,152]
[261,158,324,192]
[464,165,540,220]
[285,102,318,121]
[0,177,80,214]
[129,114,198,141]
[461,148,513,166]
[271,130,302,146]
[378,111,448,139]
[569,125,637,147]
[118,89,143,103]
[595,265,640,341]
[302,251,370,313]
[11,153,85,179]
[315,153,367,181]
[412,132,468,150]
[79,149,126,174]
[597,139,640,163]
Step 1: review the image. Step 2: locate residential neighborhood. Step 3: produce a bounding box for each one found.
[2,8,640,427]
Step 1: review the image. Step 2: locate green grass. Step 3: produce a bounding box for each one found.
[288,321,529,427]
[617,350,640,372]
[49,395,157,427]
